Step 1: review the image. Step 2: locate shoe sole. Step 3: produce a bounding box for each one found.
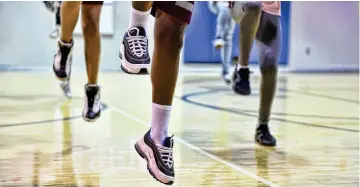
[255,138,277,147]
[82,111,101,123]
[135,138,174,185]
[232,84,251,95]
[119,44,150,75]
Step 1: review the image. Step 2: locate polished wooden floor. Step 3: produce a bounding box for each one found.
[0,72,358,187]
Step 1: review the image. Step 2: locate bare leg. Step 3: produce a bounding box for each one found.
[134,8,189,185]
[232,4,261,95]
[81,4,102,84]
[238,5,261,67]
[81,2,103,122]
[132,1,152,11]
[60,1,81,43]
[151,10,186,106]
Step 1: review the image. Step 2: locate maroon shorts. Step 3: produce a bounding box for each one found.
[82,1,103,5]
[151,1,195,24]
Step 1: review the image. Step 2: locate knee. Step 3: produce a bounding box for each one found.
[154,15,186,52]
[260,52,278,74]
[81,13,99,37]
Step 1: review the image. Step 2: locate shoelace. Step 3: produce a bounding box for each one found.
[158,146,173,169]
[126,35,147,58]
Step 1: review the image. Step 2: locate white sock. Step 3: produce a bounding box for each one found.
[128,7,151,30]
[59,39,72,47]
[237,65,249,70]
[150,103,172,145]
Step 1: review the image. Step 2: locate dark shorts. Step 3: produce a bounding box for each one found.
[256,11,281,46]
[82,1,103,5]
[151,1,195,24]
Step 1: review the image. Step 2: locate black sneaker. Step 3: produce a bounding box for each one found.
[119,26,150,74]
[232,66,251,95]
[135,130,175,185]
[82,84,101,122]
[53,40,73,81]
[53,40,73,98]
[255,124,277,147]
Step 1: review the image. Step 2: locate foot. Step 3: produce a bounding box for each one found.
[53,40,73,81]
[135,130,175,185]
[119,26,150,74]
[232,67,251,95]
[213,37,224,50]
[49,28,60,39]
[222,72,231,85]
[82,84,101,122]
[59,80,72,99]
[255,124,277,147]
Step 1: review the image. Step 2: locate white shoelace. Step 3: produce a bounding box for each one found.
[158,146,173,168]
[126,28,147,58]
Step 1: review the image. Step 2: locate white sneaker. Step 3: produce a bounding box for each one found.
[213,38,225,50]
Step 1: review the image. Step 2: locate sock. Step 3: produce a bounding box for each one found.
[87,84,98,87]
[236,65,249,70]
[59,39,73,47]
[150,103,172,145]
[128,7,151,30]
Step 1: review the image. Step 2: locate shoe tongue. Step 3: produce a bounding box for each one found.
[86,85,98,95]
[162,136,174,148]
[128,26,146,37]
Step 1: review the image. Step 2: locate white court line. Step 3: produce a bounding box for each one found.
[108,106,280,187]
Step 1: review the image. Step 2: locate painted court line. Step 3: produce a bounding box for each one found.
[108,106,280,187]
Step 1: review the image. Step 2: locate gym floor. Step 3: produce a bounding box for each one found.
[0,71,358,187]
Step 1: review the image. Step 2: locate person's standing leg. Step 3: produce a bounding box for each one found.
[50,1,62,38]
[255,11,281,147]
[52,1,81,98]
[220,9,236,84]
[134,1,194,185]
[81,1,103,122]
[119,1,153,74]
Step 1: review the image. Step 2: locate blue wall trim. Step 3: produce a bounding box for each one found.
[183,2,291,65]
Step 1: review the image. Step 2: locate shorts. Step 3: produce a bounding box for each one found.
[82,1,103,5]
[256,11,281,46]
[151,1,195,24]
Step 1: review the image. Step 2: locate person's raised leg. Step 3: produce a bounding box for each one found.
[232,2,262,95]
[53,1,81,98]
[81,2,103,122]
[135,2,194,185]
[120,1,153,74]
[255,11,281,147]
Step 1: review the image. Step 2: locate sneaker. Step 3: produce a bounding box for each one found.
[135,130,175,185]
[232,66,251,95]
[255,124,277,147]
[119,26,150,74]
[82,84,101,122]
[213,37,224,50]
[49,28,60,39]
[59,80,72,99]
[222,71,231,85]
[53,40,73,81]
